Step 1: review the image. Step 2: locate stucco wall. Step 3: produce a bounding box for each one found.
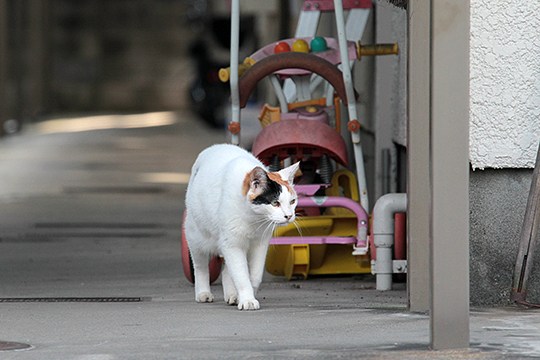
[386,1,539,168]
[470,1,540,169]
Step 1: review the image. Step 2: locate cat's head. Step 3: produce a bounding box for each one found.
[243,162,300,225]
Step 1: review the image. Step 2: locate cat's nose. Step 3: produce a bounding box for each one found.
[284,214,292,220]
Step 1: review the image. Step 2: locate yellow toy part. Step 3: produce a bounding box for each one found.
[258,98,333,129]
[258,104,281,128]
[285,244,310,280]
[265,169,371,280]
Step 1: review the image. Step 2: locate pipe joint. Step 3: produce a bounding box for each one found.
[372,193,407,291]
[372,193,407,235]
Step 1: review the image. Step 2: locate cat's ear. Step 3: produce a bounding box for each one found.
[244,166,268,198]
[278,162,301,184]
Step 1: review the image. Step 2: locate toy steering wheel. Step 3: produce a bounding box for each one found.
[238,52,355,109]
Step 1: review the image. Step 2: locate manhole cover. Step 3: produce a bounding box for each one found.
[0,341,32,351]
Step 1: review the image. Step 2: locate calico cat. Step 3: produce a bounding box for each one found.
[184,144,299,310]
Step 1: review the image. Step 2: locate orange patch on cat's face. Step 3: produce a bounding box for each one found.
[267,172,294,194]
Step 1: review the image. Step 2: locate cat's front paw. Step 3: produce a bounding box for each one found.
[224,294,238,305]
[196,291,214,303]
[237,298,260,310]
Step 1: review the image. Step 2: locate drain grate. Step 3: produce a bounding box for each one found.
[63,186,167,194]
[0,297,150,303]
[1,222,169,242]
[34,222,163,229]
[0,341,32,351]
[0,232,166,243]
[25,232,165,239]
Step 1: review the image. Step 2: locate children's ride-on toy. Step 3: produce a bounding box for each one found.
[181,0,399,283]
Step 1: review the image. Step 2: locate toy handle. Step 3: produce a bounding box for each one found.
[218,62,253,83]
[237,52,354,108]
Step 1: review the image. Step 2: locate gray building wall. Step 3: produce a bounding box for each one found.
[3,0,198,119]
[469,169,537,306]
[50,0,193,113]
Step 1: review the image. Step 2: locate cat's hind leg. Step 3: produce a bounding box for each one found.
[221,263,238,305]
[190,247,214,303]
[185,216,214,303]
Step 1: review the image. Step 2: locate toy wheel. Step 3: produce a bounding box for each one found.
[181,212,195,283]
[208,256,223,284]
[181,210,223,284]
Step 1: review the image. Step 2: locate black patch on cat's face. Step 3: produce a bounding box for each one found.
[251,176,282,205]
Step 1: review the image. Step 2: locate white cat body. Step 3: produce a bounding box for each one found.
[184,144,299,310]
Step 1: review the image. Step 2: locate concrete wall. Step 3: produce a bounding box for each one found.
[373,3,407,200]
[388,7,407,148]
[49,0,192,113]
[3,0,197,117]
[1,0,280,122]
[469,169,532,305]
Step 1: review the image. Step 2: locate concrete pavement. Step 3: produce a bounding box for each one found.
[0,111,539,359]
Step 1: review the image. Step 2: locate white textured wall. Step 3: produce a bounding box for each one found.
[470,1,540,169]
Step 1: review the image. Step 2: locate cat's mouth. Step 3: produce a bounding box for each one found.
[274,218,295,226]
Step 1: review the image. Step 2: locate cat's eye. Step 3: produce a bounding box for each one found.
[271,200,280,207]
[290,199,296,205]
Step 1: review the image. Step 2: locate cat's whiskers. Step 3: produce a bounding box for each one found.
[292,212,305,237]
[252,216,272,233]
[256,222,271,235]
[292,219,303,238]
[262,221,276,241]
[270,223,277,239]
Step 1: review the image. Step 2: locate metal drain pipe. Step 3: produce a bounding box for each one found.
[373,193,407,290]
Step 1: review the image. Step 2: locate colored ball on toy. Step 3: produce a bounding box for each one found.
[274,41,291,54]
[292,39,309,53]
[310,36,328,52]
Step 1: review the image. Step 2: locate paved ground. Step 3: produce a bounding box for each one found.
[0,111,539,359]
